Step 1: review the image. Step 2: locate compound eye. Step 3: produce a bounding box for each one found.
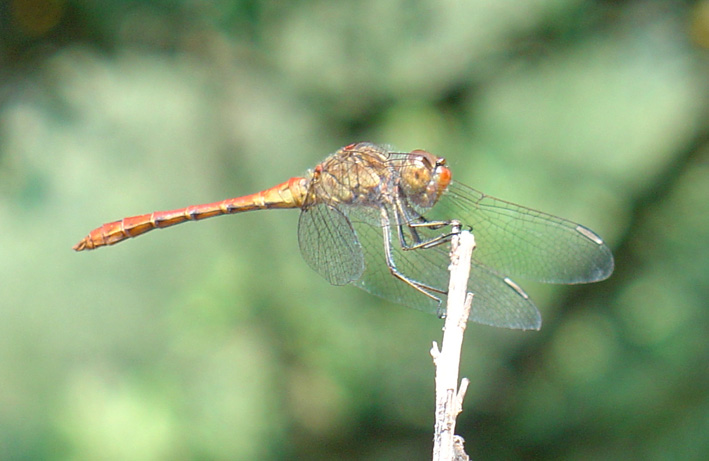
[409,149,437,169]
[402,151,435,193]
[400,149,451,209]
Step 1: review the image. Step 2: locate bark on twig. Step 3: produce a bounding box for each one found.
[431,228,475,461]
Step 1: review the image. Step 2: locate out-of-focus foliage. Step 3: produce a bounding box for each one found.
[1,0,707,459]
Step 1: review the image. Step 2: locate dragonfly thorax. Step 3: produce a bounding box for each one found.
[307,144,392,213]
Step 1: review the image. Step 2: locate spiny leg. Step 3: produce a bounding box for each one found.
[392,205,462,251]
[379,208,447,305]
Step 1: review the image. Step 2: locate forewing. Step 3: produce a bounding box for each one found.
[351,221,541,330]
[424,181,614,284]
[298,203,365,286]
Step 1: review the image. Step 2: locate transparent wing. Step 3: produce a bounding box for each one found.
[350,221,541,330]
[298,203,364,286]
[423,181,614,284]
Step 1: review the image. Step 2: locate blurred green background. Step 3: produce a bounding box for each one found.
[1,0,708,459]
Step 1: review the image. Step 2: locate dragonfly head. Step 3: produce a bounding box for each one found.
[400,150,452,209]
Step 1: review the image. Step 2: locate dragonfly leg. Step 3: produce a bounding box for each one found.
[396,216,463,250]
[409,219,463,250]
[391,198,464,251]
[380,209,447,303]
[408,218,450,229]
[405,229,456,250]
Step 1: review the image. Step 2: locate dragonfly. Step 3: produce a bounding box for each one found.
[74,142,614,330]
